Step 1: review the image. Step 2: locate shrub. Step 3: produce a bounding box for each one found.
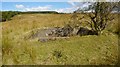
[2,11,20,22]
[52,50,63,58]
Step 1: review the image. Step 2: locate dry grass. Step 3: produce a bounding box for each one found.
[1,13,119,65]
[0,22,2,66]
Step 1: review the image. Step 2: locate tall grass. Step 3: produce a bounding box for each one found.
[2,14,118,65]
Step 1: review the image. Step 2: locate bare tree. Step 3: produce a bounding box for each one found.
[81,2,118,35]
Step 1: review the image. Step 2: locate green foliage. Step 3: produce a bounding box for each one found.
[21,11,58,14]
[2,11,20,22]
[78,2,118,35]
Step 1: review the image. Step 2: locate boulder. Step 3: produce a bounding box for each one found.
[54,25,73,37]
[77,27,98,36]
[38,38,48,42]
[72,28,79,35]
[88,30,98,35]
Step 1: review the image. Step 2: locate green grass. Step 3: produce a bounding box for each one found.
[2,34,118,65]
[1,14,119,65]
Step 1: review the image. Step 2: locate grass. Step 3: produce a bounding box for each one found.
[0,21,2,66]
[1,13,119,65]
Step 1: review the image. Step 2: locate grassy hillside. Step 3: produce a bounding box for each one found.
[1,11,59,22]
[0,21,2,66]
[1,13,119,65]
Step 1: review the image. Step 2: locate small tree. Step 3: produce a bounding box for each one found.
[81,2,118,35]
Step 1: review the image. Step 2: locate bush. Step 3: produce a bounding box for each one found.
[52,50,63,58]
[2,11,20,22]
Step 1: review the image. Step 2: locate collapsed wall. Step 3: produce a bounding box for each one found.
[24,26,97,42]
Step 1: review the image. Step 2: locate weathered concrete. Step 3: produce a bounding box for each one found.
[27,26,98,42]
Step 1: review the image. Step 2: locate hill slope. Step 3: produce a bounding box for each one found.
[1,14,118,65]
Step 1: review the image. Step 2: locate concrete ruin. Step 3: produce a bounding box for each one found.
[26,26,98,42]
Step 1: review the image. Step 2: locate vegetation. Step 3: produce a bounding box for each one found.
[1,11,20,22]
[1,2,119,65]
[1,11,58,22]
[21,11,58,14]
[1,13,118,65]
[85,2,118,34]
[73,2,118,35]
